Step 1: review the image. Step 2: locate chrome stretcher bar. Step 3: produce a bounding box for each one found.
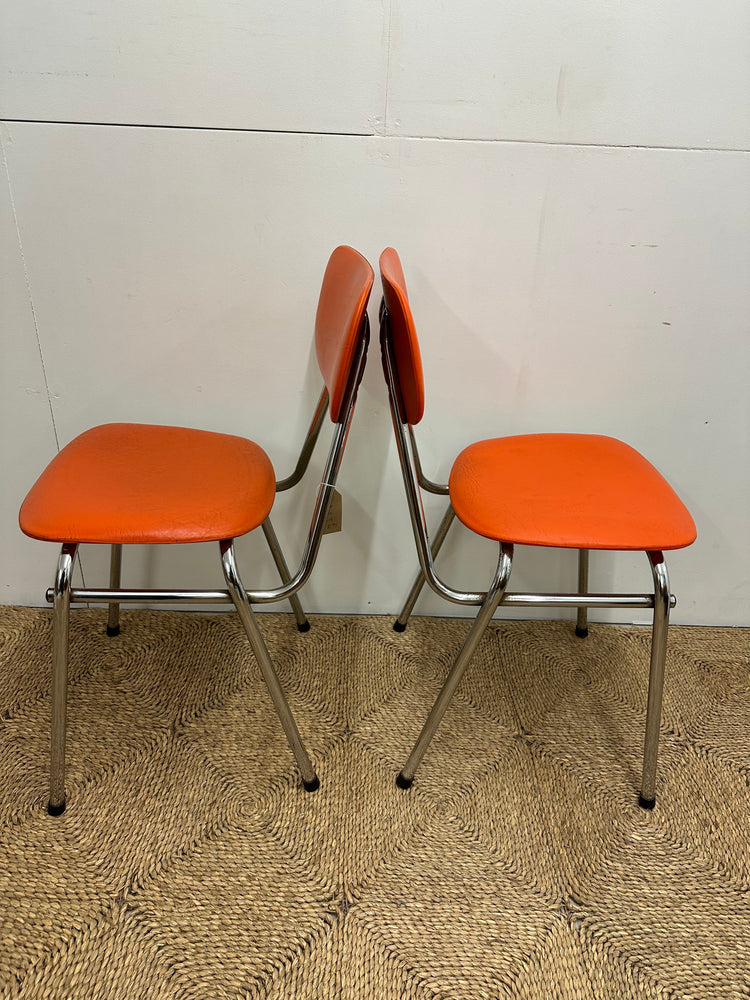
[47,587,676,609]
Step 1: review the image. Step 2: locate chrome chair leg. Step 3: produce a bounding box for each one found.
[575,548,589,638]
[220,539,319,791]
[394,505,456,632]
[49,543,77,815]
[261,518,309,632]
[639,550,670,809]
[106,543,122,637]
[397,542,513,788]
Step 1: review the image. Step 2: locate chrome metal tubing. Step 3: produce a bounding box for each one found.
[241,325,369,606]
[275,388,329,492]
[395,505,456,630]
[408,425,450,496]
[220,540,318,790]
[398,543,514,786]
[253,326,370,597]
[261,518,308,630]
[382,334,486,608]
[576,549,589,637]
[49,586,674,611]
[49,587,231,604]
[106,544,122,636]
[49,543,77,814]
[639,551,670,808]
[500,592,675,610]
[248,349,363,604]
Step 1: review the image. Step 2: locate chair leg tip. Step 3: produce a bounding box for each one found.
[47,800,66,816]
[297,620,311,633]
[106,625,120,637]
[393,621,407,633]
[575,626,589,639]
[303,776,320,793]
[639,795,655,810]
[396,773,413,790]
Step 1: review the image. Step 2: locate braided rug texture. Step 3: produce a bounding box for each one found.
[0,606,748,999]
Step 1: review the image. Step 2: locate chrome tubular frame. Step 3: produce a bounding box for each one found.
[49,584,674,611]
[42,317,369,812]
[261,518,309,631]
[244,322,369,604]
[382,334,486,608]
[257,385,329,629]
[409,425,450,496]
[391,425,453,624]
[381,306,676,806]
[639,550,670,809]
[397,543,514,788]
[394,504,456,630]
[220,539,318,791]
[275,388,329,493]
[106,544,122,636]
[576,549,589,638]
[49,543,77,815]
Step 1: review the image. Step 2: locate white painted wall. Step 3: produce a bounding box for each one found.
[2,0,748,624]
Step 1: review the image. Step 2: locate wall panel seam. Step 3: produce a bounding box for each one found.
[2,119,748,156]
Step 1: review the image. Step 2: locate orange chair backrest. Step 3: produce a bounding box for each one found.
[315,246,374,422]
[379,248,426,425]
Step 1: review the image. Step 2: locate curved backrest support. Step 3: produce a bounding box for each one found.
[259,246,373,601]
[378,248,426,425]
[315,246,375,422]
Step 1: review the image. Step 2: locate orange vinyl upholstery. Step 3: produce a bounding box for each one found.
[19,423,276,545]
[316,246,375,422]
[379,247,425,425]
[450,433,697,551]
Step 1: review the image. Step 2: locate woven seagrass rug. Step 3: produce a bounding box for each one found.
[0,606,748,998]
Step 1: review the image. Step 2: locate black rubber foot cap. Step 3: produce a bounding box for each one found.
[639,795,656,810]
[47,801,66,816]
[106,625,120,637]
[575,626,589,639]
[297,620,311,633]
[396,773,413,790]
[393,621,407,633]
[303,776,320,793]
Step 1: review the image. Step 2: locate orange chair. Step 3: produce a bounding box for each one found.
[378,247,696,808]
[20,246,374,815]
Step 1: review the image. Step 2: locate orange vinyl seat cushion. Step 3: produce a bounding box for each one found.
[449,433,697,551]
[19,423,276,545]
